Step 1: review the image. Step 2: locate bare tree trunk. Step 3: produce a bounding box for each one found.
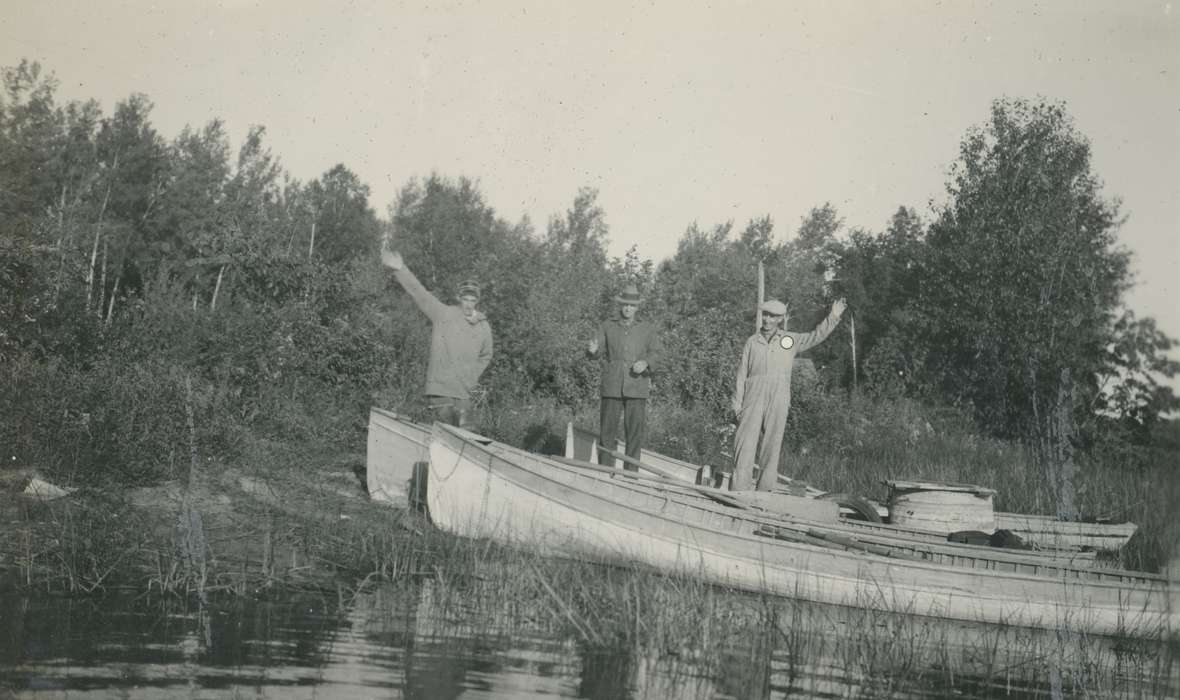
[86,186,112,312]
[53,184,68,301]
[210,264,226,311]
[1051,367,1078,521]
[307,220,317,259]
[105,275,120,327]
[54,184,67,248]
[98,237,108,319]
[86,154,117,312]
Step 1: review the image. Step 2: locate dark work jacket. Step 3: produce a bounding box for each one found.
[590,317,662,398]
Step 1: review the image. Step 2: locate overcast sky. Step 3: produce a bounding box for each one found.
[3,1,1177,380]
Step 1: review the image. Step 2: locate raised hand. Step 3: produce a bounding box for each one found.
[833,297,848,316]
[381,249,404,271]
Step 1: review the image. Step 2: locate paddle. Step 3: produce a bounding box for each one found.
[596,445,684,481]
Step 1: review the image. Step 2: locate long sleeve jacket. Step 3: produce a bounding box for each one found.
[393,267,493,399]
[731,306,843,413]
[589,317,663,399]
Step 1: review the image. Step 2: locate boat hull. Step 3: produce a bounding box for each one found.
[369,412,1105,571]
[366,407,429,507]
[428,423,1175,638]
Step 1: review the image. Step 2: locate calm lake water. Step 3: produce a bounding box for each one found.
[1,578,1175,699]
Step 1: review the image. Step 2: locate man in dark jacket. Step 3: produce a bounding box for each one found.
[382,248,493,427]
[587,284,662,469]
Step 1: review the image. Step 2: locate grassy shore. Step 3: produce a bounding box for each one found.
[6,475,1174,698]
[2,396,1177,697]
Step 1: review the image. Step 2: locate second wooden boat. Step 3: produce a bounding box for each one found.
[563,423,1138,553]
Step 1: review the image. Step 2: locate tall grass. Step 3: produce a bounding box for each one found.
[392,533,1179,698]
[4,410,1175,698]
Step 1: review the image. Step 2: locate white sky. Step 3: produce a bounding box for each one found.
[3,1,1178,385]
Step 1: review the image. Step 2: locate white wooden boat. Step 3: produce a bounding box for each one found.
[993,513,1139,552]
[563,423,1138,553]
[366,407,429,507]
[367,409,1102,570]
[426,421,1176,638]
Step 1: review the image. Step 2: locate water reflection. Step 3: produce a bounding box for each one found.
[0,577,1175,699]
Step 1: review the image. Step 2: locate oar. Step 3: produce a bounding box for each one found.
[551,451,751,511]
[596,445,683,481]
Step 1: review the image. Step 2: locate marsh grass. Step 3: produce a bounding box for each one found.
[4,460,1175,697]
[399,536,1178,698]
[4,389,1177,697]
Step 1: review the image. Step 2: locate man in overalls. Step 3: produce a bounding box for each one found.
[730,297,847,491]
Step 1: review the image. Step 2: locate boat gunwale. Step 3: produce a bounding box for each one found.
[481,440,1166,587]
[369,413,1151,582]
[431,423,1172,597]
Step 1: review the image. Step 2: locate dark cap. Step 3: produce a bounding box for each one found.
[457,280,481,300]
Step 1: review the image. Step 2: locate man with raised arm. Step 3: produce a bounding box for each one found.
[381,248,493,427]
[587,283,663,470]
[730,297,847,491]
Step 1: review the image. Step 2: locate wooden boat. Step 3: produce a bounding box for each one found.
[366,407,430,508]
[563,423,1139,553]
[367,408,1102,570]
[425,421,1176,638]
[366,411,1173,633]
[993,513,1139,552]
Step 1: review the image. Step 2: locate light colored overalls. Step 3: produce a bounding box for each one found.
[730,309,842,491]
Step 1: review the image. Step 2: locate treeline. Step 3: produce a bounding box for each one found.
[1,59,1176,487]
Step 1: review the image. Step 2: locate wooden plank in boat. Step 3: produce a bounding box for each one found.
[884,480,997,497]
[728,491,839,523]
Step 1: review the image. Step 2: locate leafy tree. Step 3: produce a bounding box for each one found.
[832,207,926,394]
[779,204,842,328]
[913,97,1180,516]
[654,221,763,414]
[0,60,63,222]
[305,164,381,264]
[1096,311,1180,438]
[511,188,616,405]
[919,98,1134,444]
[0,61,106,358]
[91,94,168,312]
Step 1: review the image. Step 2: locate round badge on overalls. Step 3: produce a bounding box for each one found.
[780,336,794,349]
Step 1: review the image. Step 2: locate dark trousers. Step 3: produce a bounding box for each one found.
[426,395,471,428]
[599,397,646,470]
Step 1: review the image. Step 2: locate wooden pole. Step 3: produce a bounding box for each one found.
[850,313,858,394]
[755,260,765,333]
